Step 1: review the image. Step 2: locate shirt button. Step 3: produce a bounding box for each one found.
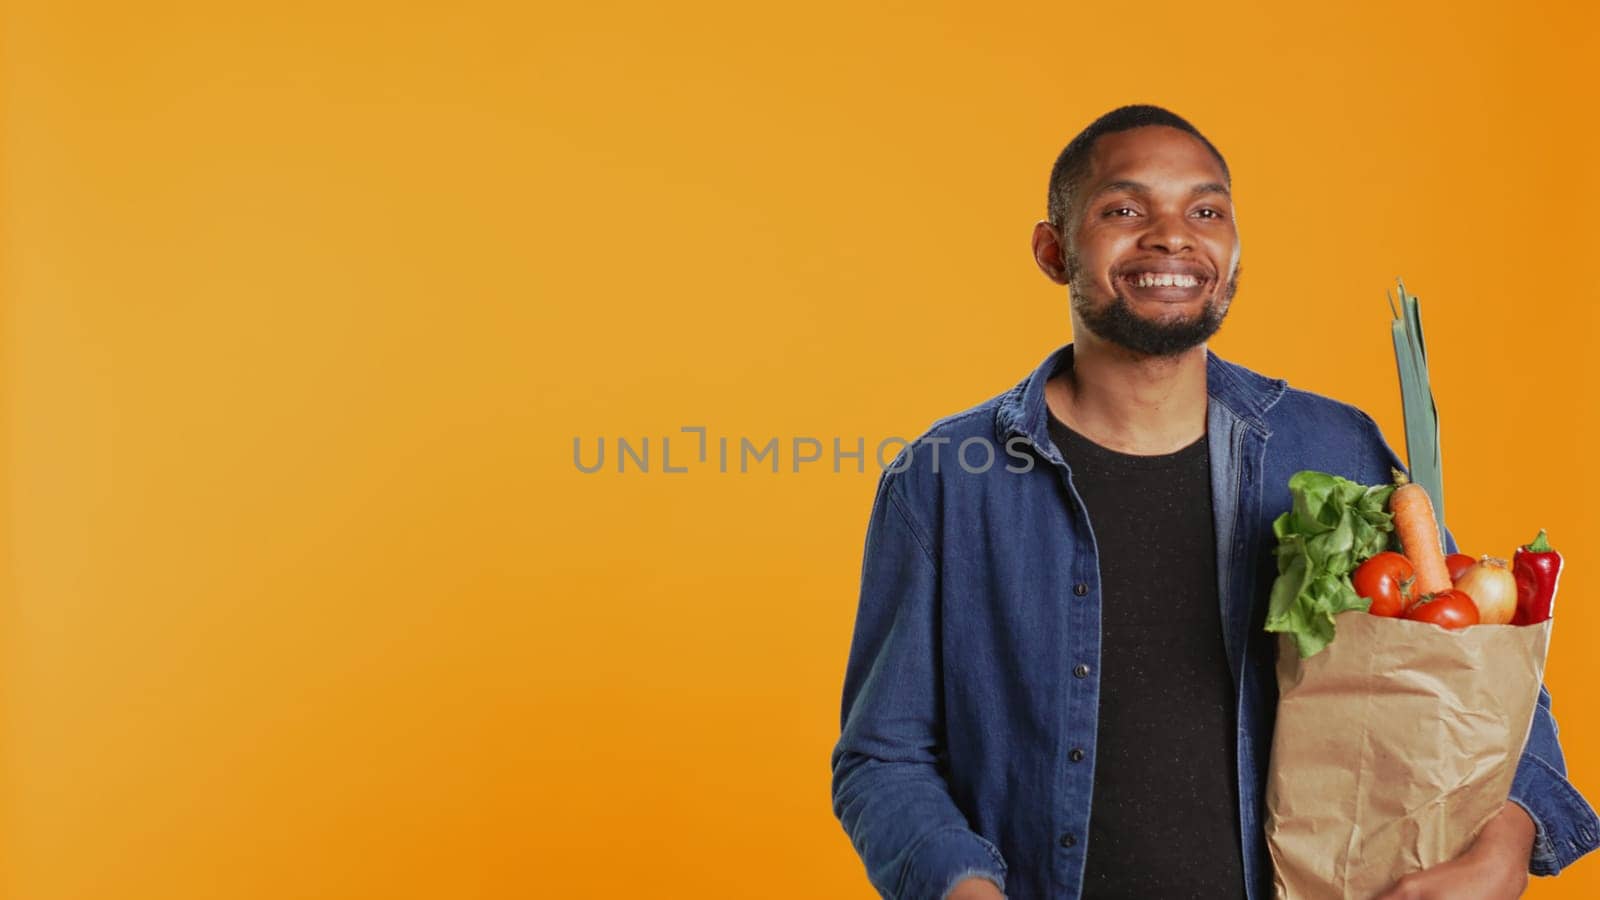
[1059,832,1077,848]
[1073,663,1090,678]
[1073,582,1089,596]
[1069,748,1085,762]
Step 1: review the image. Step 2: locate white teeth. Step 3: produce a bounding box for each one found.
[1130,272,1200,288]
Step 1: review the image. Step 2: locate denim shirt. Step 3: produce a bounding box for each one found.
[830,343,1600,900]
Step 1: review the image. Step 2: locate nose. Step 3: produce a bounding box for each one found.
[1138,207,1196,254]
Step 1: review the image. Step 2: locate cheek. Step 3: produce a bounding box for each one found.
[1205,233,1240,275]
[1073,230,1129,274]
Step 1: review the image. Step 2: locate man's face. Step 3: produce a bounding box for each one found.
[1049,125,1242,357]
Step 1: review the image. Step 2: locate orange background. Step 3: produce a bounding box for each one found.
[3,1,1598,897]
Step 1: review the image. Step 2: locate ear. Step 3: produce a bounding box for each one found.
[1031,220,1071,285]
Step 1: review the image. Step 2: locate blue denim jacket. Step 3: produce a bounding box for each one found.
[831,343,1600,900]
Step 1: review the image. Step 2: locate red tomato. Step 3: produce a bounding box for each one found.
[1353,551,1415,617]
[1446,553,1477,584]
[1404,589,1480,629]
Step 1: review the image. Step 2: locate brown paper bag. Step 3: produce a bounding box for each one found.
[1264,609,1552,899]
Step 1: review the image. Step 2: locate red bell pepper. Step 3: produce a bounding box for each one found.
[1512,529,1562,625]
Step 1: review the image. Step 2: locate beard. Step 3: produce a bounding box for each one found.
[1065,249,1241,358]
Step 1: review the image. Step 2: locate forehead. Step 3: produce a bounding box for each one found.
[1083,125,1228,192]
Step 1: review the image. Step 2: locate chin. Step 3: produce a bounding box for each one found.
[1129,302,1210,327]
[1076,299,1226,358]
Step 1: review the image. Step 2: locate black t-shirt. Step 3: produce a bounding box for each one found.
[1047,408,1247,900]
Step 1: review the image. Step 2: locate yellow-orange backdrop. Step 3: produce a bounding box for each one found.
[4,1,1598,897]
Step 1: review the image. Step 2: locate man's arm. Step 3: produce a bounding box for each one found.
[945,878,1006,900]
[830,469,1009,900]
[1506,683,1600,874]
[1375,801,1534,899]
[1386,701,1600,897]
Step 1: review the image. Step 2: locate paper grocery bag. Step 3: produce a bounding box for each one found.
[1264,610,1552,900]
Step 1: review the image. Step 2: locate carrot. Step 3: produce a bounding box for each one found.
[1390,469,1451,596]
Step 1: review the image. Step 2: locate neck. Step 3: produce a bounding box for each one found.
[1044,332,1209,455]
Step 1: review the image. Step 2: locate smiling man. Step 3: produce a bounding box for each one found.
[830,105,1600,899]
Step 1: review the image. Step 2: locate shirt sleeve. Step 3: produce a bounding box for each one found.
[830,467,1009,900]
[1507,685,1600,875]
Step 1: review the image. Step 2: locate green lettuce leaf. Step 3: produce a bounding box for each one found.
[1264,470,1397,658]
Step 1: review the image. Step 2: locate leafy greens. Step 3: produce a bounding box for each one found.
[1265,470,1397,658]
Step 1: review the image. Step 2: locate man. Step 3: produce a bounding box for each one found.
[829,104,1600,899]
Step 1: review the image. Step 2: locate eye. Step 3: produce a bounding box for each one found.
[1103,206,1139,218]
[1194,208,1225,219]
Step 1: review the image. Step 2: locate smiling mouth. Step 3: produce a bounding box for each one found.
[1118,272,1211,300]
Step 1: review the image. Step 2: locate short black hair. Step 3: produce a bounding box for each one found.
[1046,104,1230,230]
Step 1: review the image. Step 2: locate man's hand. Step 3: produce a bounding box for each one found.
[945,876,1006,900]
[1375,802,1535,899]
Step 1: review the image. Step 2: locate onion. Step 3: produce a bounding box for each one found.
[1455,556,1518,625]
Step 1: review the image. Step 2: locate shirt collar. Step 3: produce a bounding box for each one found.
[994,342,1286,454]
